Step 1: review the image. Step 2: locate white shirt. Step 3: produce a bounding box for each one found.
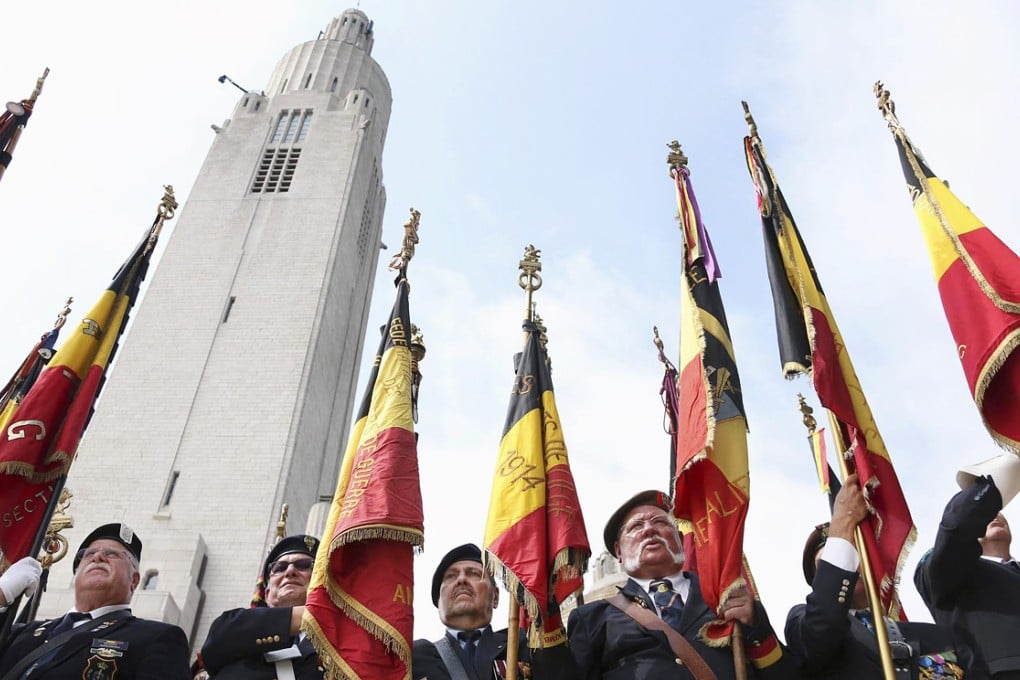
[68,603,131,627]
[632,572,691,616]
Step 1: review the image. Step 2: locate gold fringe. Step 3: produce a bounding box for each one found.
[333,526,424,549]
[973,328,1020,453]
[0,459,69,483]
[483,551,544,645]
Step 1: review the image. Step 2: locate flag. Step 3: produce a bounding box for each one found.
[0,191,171,564]
[744,121,914,618]
[809,428,831,495]
[671,160,755,649]
[302,270,423,680]
[484,317,590,649]
[0,69,47,181]
[878,86,1020,451]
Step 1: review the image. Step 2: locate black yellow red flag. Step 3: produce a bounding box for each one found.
[0,69,47,182]
[0,188,174,563]
[303,269,423,680]
[484,317,590,648]
[877,83,1020,452]
[744,112,914,618]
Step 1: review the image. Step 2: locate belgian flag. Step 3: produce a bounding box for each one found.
[879,86,1020,452]
[744,118,914,619]
[0,189,171,563]
[303,270,423,680]
[484,317,589,648]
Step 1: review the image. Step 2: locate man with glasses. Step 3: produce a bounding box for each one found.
[201,534,323,679]
[566,490,794,679]
[0,522,191,679]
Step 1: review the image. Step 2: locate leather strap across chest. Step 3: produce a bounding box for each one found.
[606,593,719,680]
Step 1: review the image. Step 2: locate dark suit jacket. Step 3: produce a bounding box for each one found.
[786,560,985,679]
[566,575,795,680]
[412,626,507,680]
[0,611,190,679]
[915,477,1020,676]
[201,606,323,679]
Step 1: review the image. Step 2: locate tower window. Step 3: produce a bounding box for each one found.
[365,98,370,107]
[251,148,302,194]
[161,471,180,508]
[254,100,261,112]
[142,570,159,590]
[270,113,289,143]
[222,296,236,323]
[281,78,288,93]
[304,73,312,88]
[242,97,249,107]
[330,77,338,93]
[294,112,312,143]
[352,94,358,105]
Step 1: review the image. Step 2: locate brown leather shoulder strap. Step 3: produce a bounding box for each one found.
[606,593,718,680]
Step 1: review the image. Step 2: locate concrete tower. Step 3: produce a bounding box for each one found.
[40,9,391,651]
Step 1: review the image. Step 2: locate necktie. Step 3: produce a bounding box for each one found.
[457,629,481,667]
[649,579,684,632]
[50,611,91,636]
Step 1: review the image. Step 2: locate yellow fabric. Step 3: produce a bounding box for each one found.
[913,178,983,280]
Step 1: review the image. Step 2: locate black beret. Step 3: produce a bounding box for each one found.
[263,534,320,582]
[802,522,830,585]
[74,523,142,571]
[603,490,672,557]
[431,543,482,607]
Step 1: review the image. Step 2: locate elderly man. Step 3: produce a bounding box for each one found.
[0,523,191,679]
[786,474,977,678]
[412,543,571,679]
[915,470,1020,679]
[201,534,323,679]
[567,490,794,679]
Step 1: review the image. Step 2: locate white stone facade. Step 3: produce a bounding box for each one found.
[39,9,390,656]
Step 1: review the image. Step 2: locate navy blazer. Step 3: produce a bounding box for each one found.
[0,612,190,679]
[915,477,1020,676]
[566,575,796,680]
[201,606,324,679]
[412,626,508,680]
[786,560,984,679]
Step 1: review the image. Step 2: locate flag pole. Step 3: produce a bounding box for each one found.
[826,413,896,680]
[667,142,748,680]
[503,245,543,680]
[0,68,49,185]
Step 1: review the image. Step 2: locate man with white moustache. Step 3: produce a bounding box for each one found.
[567,490,796,679]
[0,522,191,679]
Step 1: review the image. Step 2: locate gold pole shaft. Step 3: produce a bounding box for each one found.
[827,413,897,680]
[732,626,747,680]
[506,593,520,680]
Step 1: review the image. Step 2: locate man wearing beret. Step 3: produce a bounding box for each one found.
[0,522,191,679]
[201,534,324,679]
[915,456,1020,679]
[786,474,977,678]
[412,543,572,679]
[566,490,795,679]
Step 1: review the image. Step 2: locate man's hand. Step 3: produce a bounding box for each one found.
[829,473,870,541]
[0,557,42,607]
[720,586,755,626]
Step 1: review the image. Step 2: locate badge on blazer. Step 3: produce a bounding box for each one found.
[91,638,128,658]
[83,655,118,679]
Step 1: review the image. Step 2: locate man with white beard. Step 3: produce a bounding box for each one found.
[567,491,796,679]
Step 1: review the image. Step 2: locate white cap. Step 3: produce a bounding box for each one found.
[957,453,1020,507]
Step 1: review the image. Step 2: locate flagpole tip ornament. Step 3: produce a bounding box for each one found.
[52,297,74,331]
[389,207,422,271]
[39,488,74,569]
[874,81,902,130]
[603,490,673,557]
[741,101,758,140]
[666,140,688,177]
[158,185,178,220]
[797,393,817,434]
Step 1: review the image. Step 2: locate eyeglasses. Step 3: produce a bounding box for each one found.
[620,517,675,537]
[77,547,130,563]
[269,557,314,575]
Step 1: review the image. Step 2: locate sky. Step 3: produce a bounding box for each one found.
[2,0,1019,646]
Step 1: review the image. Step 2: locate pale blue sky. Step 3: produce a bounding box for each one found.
[2,0,1019,643]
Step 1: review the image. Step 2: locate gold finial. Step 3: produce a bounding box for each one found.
[274,503,289,543]
[652,326,675,370]
[741,101,758,140]
[52,297,73,331]
[797,393,817,435]
[389,208,421,271]
[39,488,74,568]
[158,185,178,221]
[874,80,902,130]
[666,140,688,177]
[518,245,542,322]
[27,68,49,105]
[410,324,426,369]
